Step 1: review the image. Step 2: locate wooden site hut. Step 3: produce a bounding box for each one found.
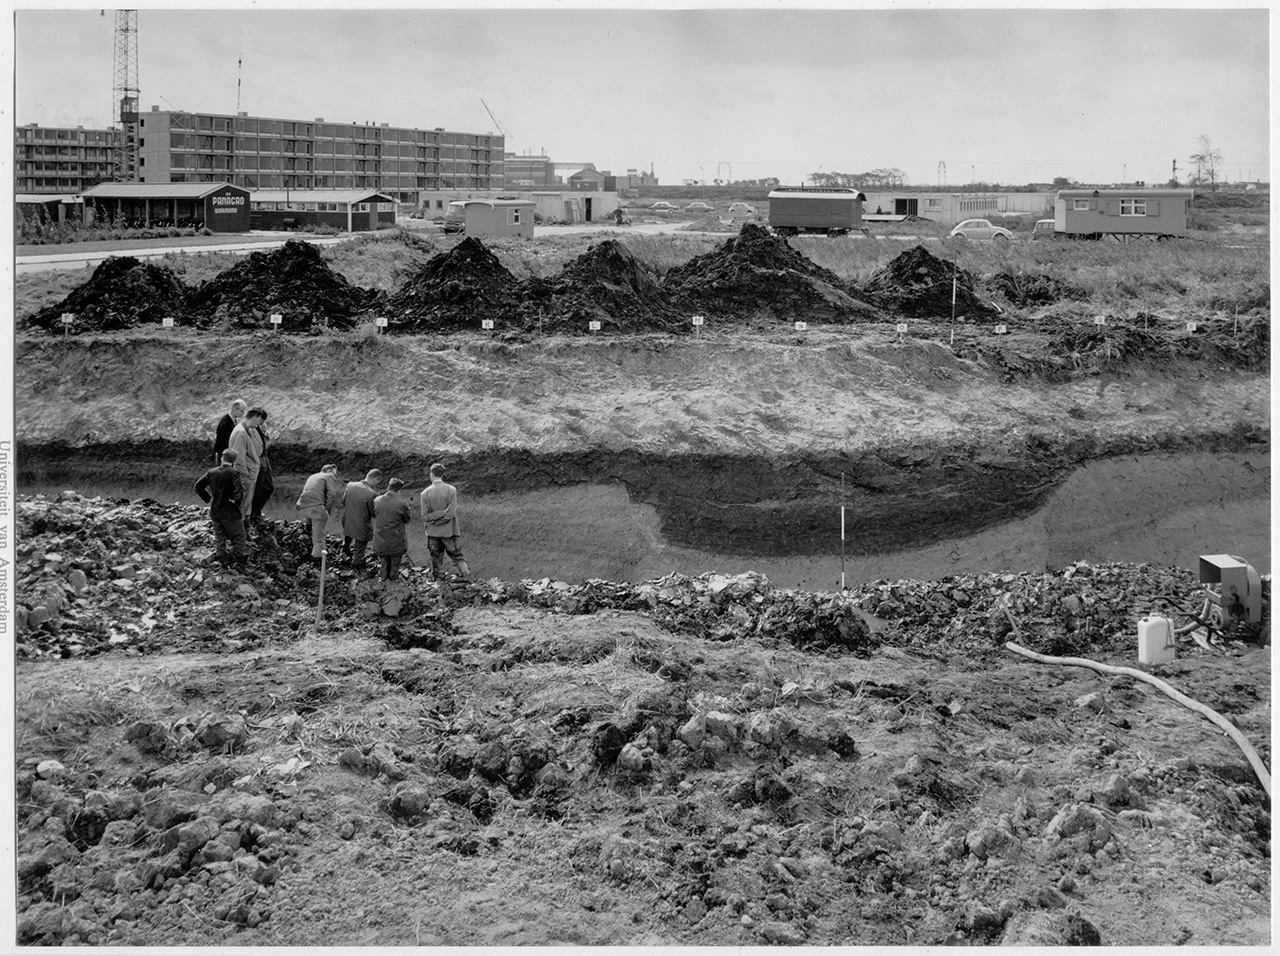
[457,198,536,238]
[80,182,251,232]
[16,193,82,226]
[1054,188,1194,239]
[248,189,396,232]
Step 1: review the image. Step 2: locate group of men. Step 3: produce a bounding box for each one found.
[196,398,473,583]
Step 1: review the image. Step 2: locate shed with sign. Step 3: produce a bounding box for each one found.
[79,182,251,233]
[1053,188,1194,240]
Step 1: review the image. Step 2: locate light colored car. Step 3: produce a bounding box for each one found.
[649,201,678,211]
[1031,219,1058,240]
[727,202,758,218]
[686,201,714,212]
[949,218,1013,241]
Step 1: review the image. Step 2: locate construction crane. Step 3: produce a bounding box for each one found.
[110,9,140,182]
[480,98,510,143]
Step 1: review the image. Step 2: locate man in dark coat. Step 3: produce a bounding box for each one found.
[194,448,248,567]
[341,468,383,570]
[372,477,412,581]
[250,409,275,526]
[213,399,247,463]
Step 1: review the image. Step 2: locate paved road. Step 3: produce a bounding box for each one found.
[15,233,348,274]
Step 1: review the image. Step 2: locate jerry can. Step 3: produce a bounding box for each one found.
[1137,615,1176,664]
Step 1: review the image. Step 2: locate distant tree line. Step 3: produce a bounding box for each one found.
[807,169,909,188]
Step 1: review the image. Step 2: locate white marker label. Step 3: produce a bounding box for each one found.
[1186,321,1197,333]
[61,313,74,325]
[691,315,705,326]
[375,316,388,328]
[1094,316,1106,326]
[161,317,175,328]
[794,321,808,331]
[588,320,602,331]
[481,318,495,330]
[994,324,1007,335]
[896,323,909,333]
[270,314,283,325]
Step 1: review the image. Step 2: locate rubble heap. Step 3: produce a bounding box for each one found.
[386,237,527,332]
[663,223,881,324]
[184,239,373,333]
[529,239,682,334]
[23,257,190,334]
[862,245,999,319]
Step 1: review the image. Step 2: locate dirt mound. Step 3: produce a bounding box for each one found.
[663,223,882,324]
[991,270,1087,308]
[863,245,999,319]
[530,239,683,334]
[23,257,189,334]
[386,237,527,332]
[184,239,373,333]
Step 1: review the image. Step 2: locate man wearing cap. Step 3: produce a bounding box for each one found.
[373,477,412,581]
[295,463,344,565]
[227,407,266,521]
[341,468,383,570]
[213,399,247,464]
[194,448,248,568]
[420,462,472,582]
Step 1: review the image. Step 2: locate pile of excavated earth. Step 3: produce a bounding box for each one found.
[13,492,1272,945]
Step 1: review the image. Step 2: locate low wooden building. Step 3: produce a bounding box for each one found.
[248,189,396,232]
[1054,188,1194,239]
[79,182,251,232]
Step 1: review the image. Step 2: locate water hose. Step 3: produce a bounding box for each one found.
[1003,640,1271,799]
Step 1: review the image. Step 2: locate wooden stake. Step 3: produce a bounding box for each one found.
[315,549,328,626]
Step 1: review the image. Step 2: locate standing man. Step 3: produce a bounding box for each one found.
[194,448,248,568]
[420,462,472,582]
[373,478,412,581]
[213,399,247,464]
[250,409,275,528]
[295,463,344,566]
[341,468,383,570]
[227,407,266,522]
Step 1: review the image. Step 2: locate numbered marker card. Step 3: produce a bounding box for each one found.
[375,317,388,333]
[794,321,808,332]
[994,324,1008,335]
[481,319,495,330]
[691,315,705,327]
[588,320,602,332]
[1185,321,1197,333]
[270,313,283,330]
[161,317,175,328]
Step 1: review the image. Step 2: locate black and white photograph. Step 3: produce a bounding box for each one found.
[4,2,1271,948]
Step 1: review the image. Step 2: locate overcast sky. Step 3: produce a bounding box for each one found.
[12,4,1271,187]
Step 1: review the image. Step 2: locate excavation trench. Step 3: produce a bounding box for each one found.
[18,437,1270,589]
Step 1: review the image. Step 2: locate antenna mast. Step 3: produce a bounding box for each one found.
[111,9,140,182]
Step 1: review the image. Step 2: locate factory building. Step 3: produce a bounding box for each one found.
[134,107,504,204]
[503,152,556,190]
[14,124,115,194]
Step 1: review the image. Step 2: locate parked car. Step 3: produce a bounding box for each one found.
[686,201,714,212]
[1031,219,1058,240]
[948,218,1013,241]
[649,201,678,211]
[727,202,758,218]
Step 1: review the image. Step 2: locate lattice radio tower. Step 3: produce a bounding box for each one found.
[937,161,947,188]
[112,9,141,182]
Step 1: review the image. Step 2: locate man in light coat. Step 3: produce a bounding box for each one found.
[227,407,266,520]
[295,463,344,564]
[373,478,412,581]
[420,462,472,582]
[341,468,383,570]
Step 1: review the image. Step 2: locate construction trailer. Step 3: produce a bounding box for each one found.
[443,198,536,237]
[80,182,251,231]
[1053,188,1194,240]
[248,189,396,232]
[767,186,865,235]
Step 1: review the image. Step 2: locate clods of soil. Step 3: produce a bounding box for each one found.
[24,256,190,334]
[387,237,527,332]
[863,244,999,319]
[532,239,682,334]
[663,223,881,324]
[184,239,374,333]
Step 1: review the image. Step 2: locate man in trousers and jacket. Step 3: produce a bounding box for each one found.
[250,409,275,528]
[420,462,472,582]
[227,407,266,521]
[213,399,247,464]
[373,478,412,581]
[295,463,344,566]
[194,448,248,567]
[341,468,383,570]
